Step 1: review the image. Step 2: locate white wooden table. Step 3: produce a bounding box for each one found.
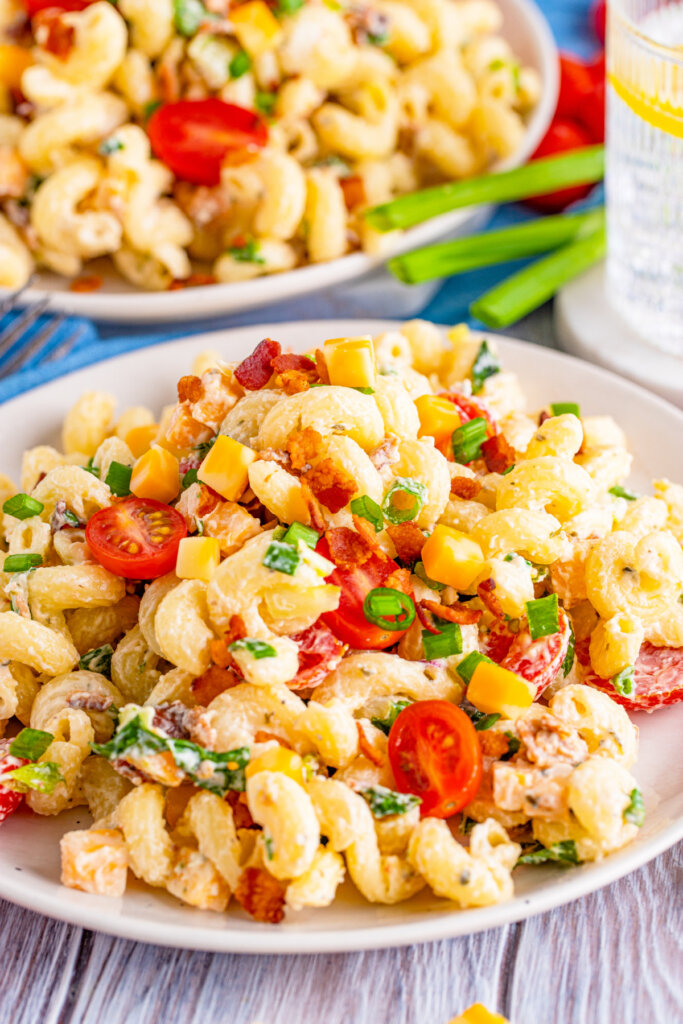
[1,308,681,1024]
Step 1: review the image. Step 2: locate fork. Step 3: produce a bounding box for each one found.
[0,286,83,380]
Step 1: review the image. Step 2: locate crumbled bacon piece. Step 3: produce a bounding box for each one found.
[152,702,193,739]
[112,758,147,785]
[300,479,327,533]
[272,353,319,394]
[478,730,512,759]
[384,567,412,594]
[235,866,286,924]
[326,526,372,569]
[450,476,482,500]
[277,371,312,395]
[175,482,221,531]
[253,731,292,747]
[477,578,505,620]
[69,275,102,294]
[67,692,113,712]
[305,459,356,513]
[287,622,345,690]
[340,175,367,210]
[34,10,74,58]
[177,375,204,403]
[227,790,256,830]
[351,513,385,555]
[415,599,440,635]
[271,353,317,375]
[286,427,322,472]
[314,348,330,385]
[420,599,482,626]
[234,338,281,390]
[50,499,81,533]
[481,433,517,475]
[356,722,384,766]
[386,522,425,564]
[538,409,551,426]
[207,614,247,670]
[191,665,240,705]
[369,437,400,471]
[169,274,217,291]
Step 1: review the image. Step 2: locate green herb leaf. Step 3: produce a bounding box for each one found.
[255,90,277,117]
[63,509,81,527]
[612,665,635,697]
[354,386,375,395]
[9,727,53,761]
[99,136,124,156]
[274,0,304,15]
[228,237,266,264]
[2,493,45,520]
[550,402,580,418]
[562,622,575,677]
[382,477,428,524]
[371,698,412,736]
[623,787,645,827]
[282,522,320,549]
[452,417,487,463]
[526,593,559,640]
[4,553,42,573]
[464,708,501,731]
[608,485,638,501]
[422,621,462,660]
[456,650,494,686]
[78,644,114,677]
[104,461,132,496]
[174,0,216,36]
[361,785,421,818]
[350,494,383,532]
[1,761,64,794]
[229,49,252,78]
[413,560,445,591]
[143,99,163,122]
[229,638,277,660]
[182,468,199,489]
[471,340,500,394]
[264,834,275,859]
[363,587,415,631]
[500,732,521,761]
[517,840,580,866]
[263,539,301,576]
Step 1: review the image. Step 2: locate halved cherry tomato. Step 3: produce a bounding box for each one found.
[577,638,683,711]
[557,54,595,122]
[86,497,187,580]
[388,700,483,818]
[0,743,28,824]
[592,0,606,44]
[317,536,412,650]
[440,393,496,433]
[147,99,268,187]
[482,608,571,697]
[25,0,90,13]
[526,119,596,212]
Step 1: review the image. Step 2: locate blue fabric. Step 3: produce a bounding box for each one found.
[0,0,601,404]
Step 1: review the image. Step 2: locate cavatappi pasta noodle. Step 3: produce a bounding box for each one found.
[0,0,541,291]
[1,320,680,924]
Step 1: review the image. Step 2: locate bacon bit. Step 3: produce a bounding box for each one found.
[356,722,384,766]
[300,479,327,533]
[420,598,482,626]
[351,513,385,556]
[386,522,425,564]
[538,409,551,426]
[227,790,255,829]
[253,731,293,747]
[450,476,482,500]
[177,375,204,403]
[157,56,180,102]
[234,338,281,391]
[235,867,286,924]
[384,567,411,594]
[69,275,103,294]
[152,702,193,738]
[314,348,330,385]
[164,403,214,450]
[165,783,197,829]
[305,458,356,513]
[478,731,512,759]
[191,665,240,705]
[326,526,372,569]
[415,600,440,635]
[272,353,317,375]
[67,692,113,712]
[272,354,319,395]
[286,427,322,472]
[481,433,517,475]
[277,370,312,395]
[477,578,505,620]
[35,10,75,59]
[169,274,217,291]
[369,437,400,471]
[340,175,367,210]
[286,622,345,691]
[175,483,221,531]
[0,146,28,200]
[112,758,147,785]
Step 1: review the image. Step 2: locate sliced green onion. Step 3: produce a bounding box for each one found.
[354,386,375,395]
[452,417,487,463]
[263,540,301,576]
[562,623,575,677]
[174,0,217,36]
[365,147,604,232]
[623,787,645,827]
[500,732,521,761]
[4,553,42,573]
[105,461,132,496]
[422,621,462,660]
[9,727,53,761]
[2,493,45,520]
[78,644,114,676]
[471,340,500,394]
[414,560,445,591]
[516,840,580,866]
[361,785,421,818]
[363,587,415,631]
[1,761,63,794]
[456,650,494,686]
[229,49,251,78]
[609,485,638,501]
[465,709,500,731]
[274,0,305,14]
[382,478,428,524]
[83,457,101,479]
[229,638,277,660]
[526,594,559,640]
[501,464,515,475]
[182,468,199,489]
[470,219,606,330]
[550,402,580,418]
[612,665,635,697]
[371,698,412,736]
[350,495,384,532]
[282,522,320,549]
[63,509,81,527]
[388,209,605,284]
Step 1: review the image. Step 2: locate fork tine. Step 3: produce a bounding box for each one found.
[0,283,31,317]
[0,296,51,356]
[0,309,67,379]
[45,323,87,364]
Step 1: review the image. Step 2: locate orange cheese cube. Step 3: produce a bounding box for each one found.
[323,336,376,389]
[175,536,221,582]
[421,525,484,590]
[124,423,159,459]
[0,45,33,89]
[230,1,282,56]
[415,394,462,445]
[467,661,534,719]
[197,434,256,501]
[245,745,304,783]
[130,444,180,504]
[60,828,129,898]
[450,1005,509,1024]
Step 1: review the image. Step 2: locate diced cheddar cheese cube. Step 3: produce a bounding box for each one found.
[197,434,256,501]
[124,423,159,459]
[0,45,33,89]
[60,828,129,898]
[245,746,303,783]
[230,0,282,56]
[176,536,221,582]
[450,1005,509,1024]
[467,661,534,719]
[415,394,462,445]
[130,444,180,504]
[324,336,376,389]
[421,525,484,590]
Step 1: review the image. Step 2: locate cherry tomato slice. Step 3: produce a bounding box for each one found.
[0,744,28,824]
[25,0,90,12]
[482,608,571,697]
[388,700,483,818]
[525,119,596,213]
[577,639,683,711]
[147,99,268,187]
[317,536,412,650]
[86,498,187,580]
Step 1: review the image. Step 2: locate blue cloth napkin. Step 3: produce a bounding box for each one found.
[0,0,600,405]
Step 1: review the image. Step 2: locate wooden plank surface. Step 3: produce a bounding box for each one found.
[0,843,680,1024]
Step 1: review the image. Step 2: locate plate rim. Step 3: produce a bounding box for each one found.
[0,318,682,954]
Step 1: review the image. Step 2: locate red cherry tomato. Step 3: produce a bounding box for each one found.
[440,393,496,433]
[557,54,595,121]
[482,608,572,697]
[86,498,187,580]
[526,119,596,212]
[388,700,483,818]
[0,743,28,824]
[147,99,268,186]
[25,0,90,13]
[578,55,606,143]
[317,536,412,650]
[577,639,683,711]
[592,0,607,44]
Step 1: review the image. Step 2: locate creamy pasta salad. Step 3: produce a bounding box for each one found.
[1,322,681,924]
[0,0,540,292]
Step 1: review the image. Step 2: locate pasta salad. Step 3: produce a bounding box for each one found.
[1,321,681,924]
[0,0,540,292]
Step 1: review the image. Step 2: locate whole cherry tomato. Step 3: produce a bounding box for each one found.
[557,54,595,122]
[526,119,596,212]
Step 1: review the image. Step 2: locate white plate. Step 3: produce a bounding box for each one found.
[0,0,558,324]
[1,320,681,954]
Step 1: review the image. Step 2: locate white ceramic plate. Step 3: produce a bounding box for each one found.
[1,320,681,954]
[0,0,558,324]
